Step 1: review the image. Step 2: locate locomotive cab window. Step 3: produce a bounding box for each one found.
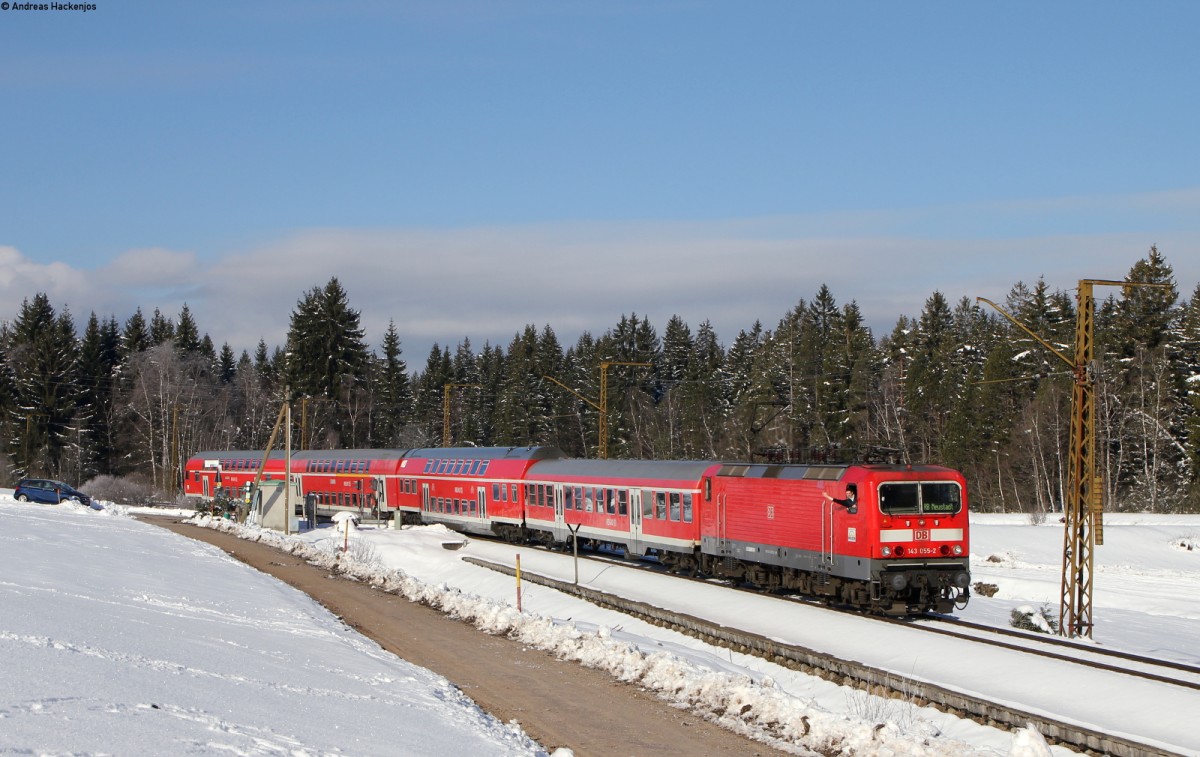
[878,482,962,516]
[920,482,962,514]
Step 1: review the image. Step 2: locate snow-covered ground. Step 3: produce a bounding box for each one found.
[3,497,1197,756]
[0,500,544,756]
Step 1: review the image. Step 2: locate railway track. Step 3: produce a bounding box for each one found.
[911,614,1200,691]
[464,553,1189,757]
[535,540,1200,693]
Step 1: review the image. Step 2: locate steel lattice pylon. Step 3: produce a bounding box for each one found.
[1060,281,1103,638]
[980,279,1166,639]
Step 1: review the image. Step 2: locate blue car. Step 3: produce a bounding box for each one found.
[13,478,92,506]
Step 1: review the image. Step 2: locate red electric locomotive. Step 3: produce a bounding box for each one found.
[699,462,970,614]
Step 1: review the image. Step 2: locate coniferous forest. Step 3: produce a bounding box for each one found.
[3,246,1199,513]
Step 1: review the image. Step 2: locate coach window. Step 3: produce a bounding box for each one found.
[653,492,666,520]
[603,489,614,514]
[642,490,654,519]
[683,493,693,522]
[583,487,594,512]
[511,484,519,502]
[563,487,573,510]
[617,489,628,516]
[492,483,501,501]
[669,493,681,521]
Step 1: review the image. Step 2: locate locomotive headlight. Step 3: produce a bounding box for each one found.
[881,546,892,557]
[953,545,964,556]
[889,573,908,591]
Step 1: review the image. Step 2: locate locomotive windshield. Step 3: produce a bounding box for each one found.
[878,481,962,515]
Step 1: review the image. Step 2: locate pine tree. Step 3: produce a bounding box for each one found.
[413,344,452,445]
[681,319,725,458]
[373,321,412,446]
[1114,245,1178,355]
[598,314,661,458]
[559,331,600,456]
[149,308,175,346]
[8,294,80,477]
[77,312,122,478]
[218,343,237,384]
[661,315,694,457]
[1110,248,1185,510]
[122,308,150,357]
[905,292,957,462]
[1177,284,1200,499]
[174,304,202,355]
[287,279,369,398]
[0,325,17,475]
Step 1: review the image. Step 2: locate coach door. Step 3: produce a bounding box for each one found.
[553,484,566,540]
[628,489,645,556]
[373,477,387,510]
[476,486,487,520]
[421,483,431,515]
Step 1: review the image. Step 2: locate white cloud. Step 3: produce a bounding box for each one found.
[3,201,1198,363]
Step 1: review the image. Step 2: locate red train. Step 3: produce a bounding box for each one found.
[183,446,971,614]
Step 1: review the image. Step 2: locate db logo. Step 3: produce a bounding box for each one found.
[1,3,9,10]
[914,529,931,541]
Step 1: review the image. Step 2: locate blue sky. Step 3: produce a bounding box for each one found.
[2,1,1198,359]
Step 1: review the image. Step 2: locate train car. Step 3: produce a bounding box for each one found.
[183,444,970,614]
[701,462,970,615]
[401,446,564,537]
[290,448,413,521]
[520,458,718,562]
[183,450,286,502]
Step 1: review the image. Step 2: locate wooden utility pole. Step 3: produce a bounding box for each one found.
[544,361,650,459]
[443,383,482,447]
[979,278,1168,638]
